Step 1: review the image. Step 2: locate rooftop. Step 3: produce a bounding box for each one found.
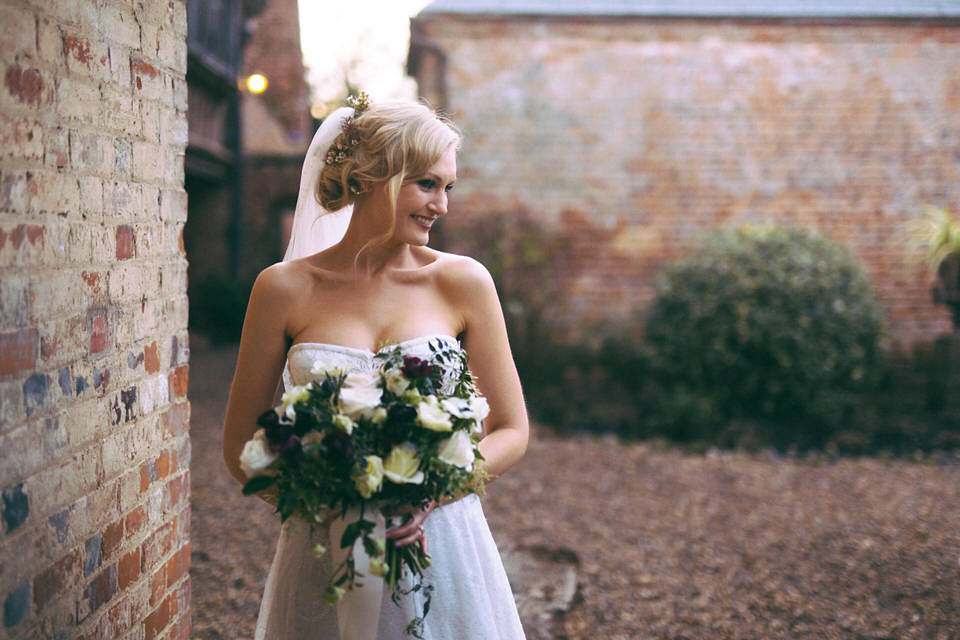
[418,0,960,18]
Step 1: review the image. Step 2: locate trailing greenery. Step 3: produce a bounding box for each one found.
[642,225,886,447]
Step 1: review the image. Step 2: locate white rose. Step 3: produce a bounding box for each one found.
[383,443,425,484]
[437,430,476,471]
[354,455,384,499]
[344,371,378,388]
[470,396,490,422]
[238,429,278,478]
[440,397,472,419]
[416,395,452,432]
[277,383,312,422]
[382,368,411,395]
[339,378,383,419]
[470,397,490,435]
[441,395,489,426]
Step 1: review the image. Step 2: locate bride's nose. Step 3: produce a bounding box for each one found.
[429,191,448,216]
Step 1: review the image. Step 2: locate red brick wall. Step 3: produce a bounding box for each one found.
[411,15,959,346]
[0,1,191,638]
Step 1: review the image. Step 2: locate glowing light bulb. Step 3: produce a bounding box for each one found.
[246,74,268,94]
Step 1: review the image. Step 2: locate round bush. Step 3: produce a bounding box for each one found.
[643,225,885,446]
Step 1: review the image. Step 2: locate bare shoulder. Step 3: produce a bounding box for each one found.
[250,259,311,306]
[431,251,496,293]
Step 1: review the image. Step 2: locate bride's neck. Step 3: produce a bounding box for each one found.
[327,200,410,274]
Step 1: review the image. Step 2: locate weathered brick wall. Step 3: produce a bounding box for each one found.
[412,16,959,346]
[0,1,190,638]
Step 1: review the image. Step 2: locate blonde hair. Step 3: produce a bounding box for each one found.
[316,101,460,259]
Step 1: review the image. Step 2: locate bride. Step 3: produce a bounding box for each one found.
[222,96,529,639]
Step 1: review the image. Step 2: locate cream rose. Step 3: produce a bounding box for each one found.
[436,430,476,471]
[383,443,425,484]
[309,364,345,382]
[331,413,355,435]
[382,368,411,395]
[277,383,312,422]
[354,455,384,499]
[238,429,278,478]
[416,395,452,432]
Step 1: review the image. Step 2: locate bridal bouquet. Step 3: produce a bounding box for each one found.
[238,339,488,634]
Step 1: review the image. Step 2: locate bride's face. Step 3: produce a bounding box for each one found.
[393,145,457,246]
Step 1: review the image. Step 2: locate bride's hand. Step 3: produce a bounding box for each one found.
[385,501,435,553]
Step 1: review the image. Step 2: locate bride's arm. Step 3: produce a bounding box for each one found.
[222,263,296,485]
[445,256,529,479]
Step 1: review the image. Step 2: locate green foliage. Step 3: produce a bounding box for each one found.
[187,272,252,344]
[643,225,886,447]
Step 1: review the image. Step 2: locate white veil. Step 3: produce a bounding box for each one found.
[279,106,355,392]
[282,106,355,262]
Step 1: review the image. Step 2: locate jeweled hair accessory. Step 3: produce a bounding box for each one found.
[325,91,371,166]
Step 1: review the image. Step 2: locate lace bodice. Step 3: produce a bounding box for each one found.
[284,334,461,390]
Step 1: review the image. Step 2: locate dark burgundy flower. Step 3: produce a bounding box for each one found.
[281,434,302,454]
[402,356,434,379]
[256,408,281,430]
[257,410,296,452]
[323,430,353,459]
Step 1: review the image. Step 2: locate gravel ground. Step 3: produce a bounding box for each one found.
[189,342,960,639]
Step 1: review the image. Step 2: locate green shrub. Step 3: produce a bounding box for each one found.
[521,337,651,437]
[643,225,885,447]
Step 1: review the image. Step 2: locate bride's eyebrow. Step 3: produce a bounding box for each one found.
[424,172,456,186]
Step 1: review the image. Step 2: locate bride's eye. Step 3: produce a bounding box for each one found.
[417,179,435,191]
[444,183,455,193]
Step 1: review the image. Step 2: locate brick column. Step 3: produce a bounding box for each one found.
[0,1,191,638]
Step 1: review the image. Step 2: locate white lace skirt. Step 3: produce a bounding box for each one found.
[255,494,526,639]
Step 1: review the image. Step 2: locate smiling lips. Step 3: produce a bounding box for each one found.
[411,214,436,229]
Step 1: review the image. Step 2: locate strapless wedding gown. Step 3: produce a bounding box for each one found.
[254,335,526,639]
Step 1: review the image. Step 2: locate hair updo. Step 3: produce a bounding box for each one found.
[316,101,460,213]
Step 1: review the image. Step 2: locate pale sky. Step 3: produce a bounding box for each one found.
[298,0,432,115]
